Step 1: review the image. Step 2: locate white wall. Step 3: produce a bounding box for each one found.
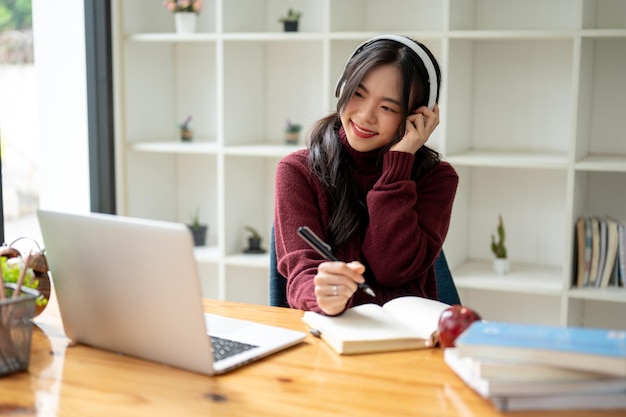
[32,0,90,213]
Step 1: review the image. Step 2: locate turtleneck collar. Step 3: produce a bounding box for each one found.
[338,126,385,173]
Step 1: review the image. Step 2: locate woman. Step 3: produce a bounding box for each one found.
[274,35,458,315]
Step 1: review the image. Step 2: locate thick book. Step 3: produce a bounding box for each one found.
[454,321,626,377]
[443,347,606,382]
[444,347,626,399]
[490,390,626,412]
[301,296,449,355]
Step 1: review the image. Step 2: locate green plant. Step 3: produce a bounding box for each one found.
[245,226,261,240]
[163,0,203,14]
[277,8,302,23]
[490,214,507,259]
[1,256,46,307]
[190,206,202,228]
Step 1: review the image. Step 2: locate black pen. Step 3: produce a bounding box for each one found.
[297,226,376,297]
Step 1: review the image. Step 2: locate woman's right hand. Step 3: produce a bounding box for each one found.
[391,103,439,154]
[314,261,366,315]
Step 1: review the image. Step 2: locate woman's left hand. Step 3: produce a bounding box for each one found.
[391,103,439,154]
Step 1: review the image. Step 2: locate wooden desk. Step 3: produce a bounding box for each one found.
[2,295,626,417]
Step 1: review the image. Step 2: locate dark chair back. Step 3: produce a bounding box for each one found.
[270,225,289,307]
[269,226,460,307]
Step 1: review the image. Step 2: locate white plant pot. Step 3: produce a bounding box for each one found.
[175,12,197,34]
[493,258,510,275]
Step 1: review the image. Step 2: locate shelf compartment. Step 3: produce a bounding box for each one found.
[446,166,569,271]
[124,153,218,239]
[575,38,626,161]
[222,0,323,34]
[449,0,576,31]
[446,39,574,156]
[123,42,217,145]
[223,40,324,146]
[330,0,444,33]
[223,156,279,256]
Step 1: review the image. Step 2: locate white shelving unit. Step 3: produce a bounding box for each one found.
[112,0,626,328]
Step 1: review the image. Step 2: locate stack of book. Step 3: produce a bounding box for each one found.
[445,321,626,411]
[574,216,626,288]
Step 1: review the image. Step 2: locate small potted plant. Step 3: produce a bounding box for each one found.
[284,119,302,144]
[163,0,203,34]
[491,214,509,274]
[187,207,208,246]
[179,115,193,142]
[278,8,302,32]
[244,226,265,253]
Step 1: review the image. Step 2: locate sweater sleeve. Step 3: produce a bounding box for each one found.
[273,152,332,313]
[363,152,458,288]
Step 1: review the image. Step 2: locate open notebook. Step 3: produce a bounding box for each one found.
[37,209,306,375]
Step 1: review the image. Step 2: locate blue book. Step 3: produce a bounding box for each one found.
[455,321,626,377]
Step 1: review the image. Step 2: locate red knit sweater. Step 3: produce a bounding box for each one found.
[274,129,458,314]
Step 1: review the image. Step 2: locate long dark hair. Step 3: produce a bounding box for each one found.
[307,37,442,248]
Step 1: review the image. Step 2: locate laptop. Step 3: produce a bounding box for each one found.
[37,209,306,375]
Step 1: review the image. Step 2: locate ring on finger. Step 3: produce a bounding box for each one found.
[332,285,338,296]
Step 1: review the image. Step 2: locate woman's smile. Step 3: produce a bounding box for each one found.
[351,121,377,138]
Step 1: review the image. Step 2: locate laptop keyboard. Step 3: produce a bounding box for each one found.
[210,336,258,362]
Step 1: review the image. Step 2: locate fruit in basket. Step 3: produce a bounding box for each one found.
[437,305,482,348]
[1,242,51,316]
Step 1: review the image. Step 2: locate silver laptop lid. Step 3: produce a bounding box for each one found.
[37,209,216,375]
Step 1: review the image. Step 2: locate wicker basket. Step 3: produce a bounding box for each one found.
[0,283,39,376]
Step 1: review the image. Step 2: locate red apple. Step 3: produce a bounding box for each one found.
[437,305,482,348]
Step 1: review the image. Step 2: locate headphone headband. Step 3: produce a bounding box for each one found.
[335,34,438,110]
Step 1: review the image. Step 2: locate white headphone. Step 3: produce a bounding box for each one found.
[335,34,438,110]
